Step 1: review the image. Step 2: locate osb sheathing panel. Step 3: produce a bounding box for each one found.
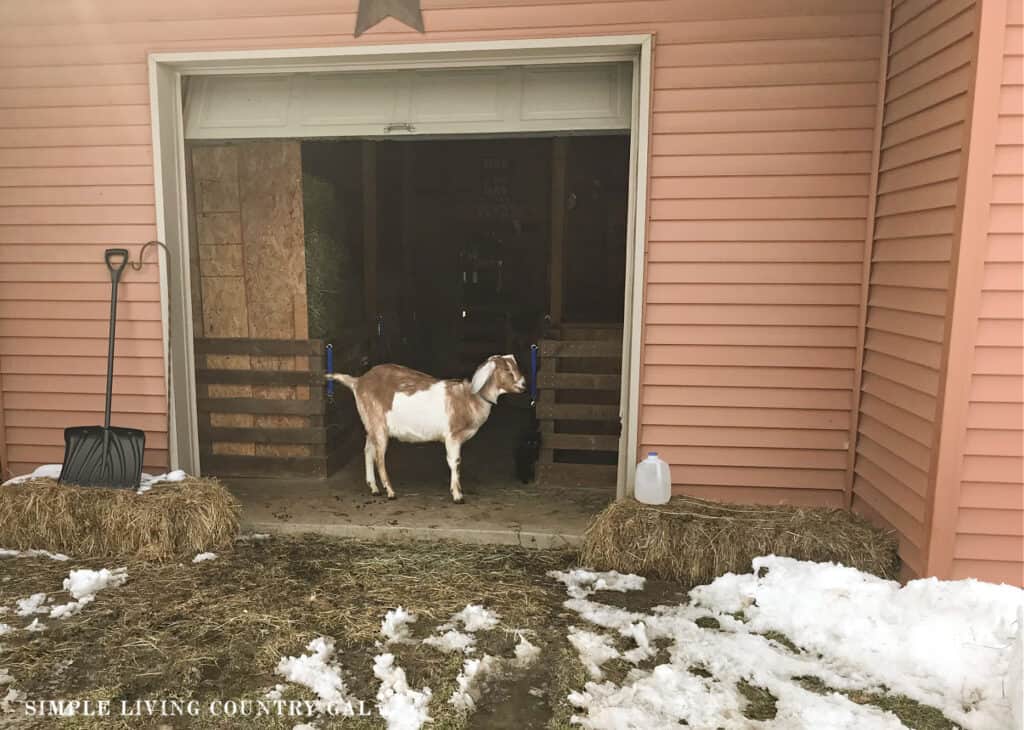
[194,146,241,213]
[197,213,243,246]
[238,142,308,340]
[200,276,249,338]
[192,141,308,341]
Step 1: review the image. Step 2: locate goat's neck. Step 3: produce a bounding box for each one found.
[474,383,501,412]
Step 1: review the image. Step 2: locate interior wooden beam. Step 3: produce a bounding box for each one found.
[362,140,378,354]
[549,137,567,326]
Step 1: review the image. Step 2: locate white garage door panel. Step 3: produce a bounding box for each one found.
[410,69,504,124]
[521,65,624,120]
[190,76,293,130]
[296,73,403,126]
[184,63,631,139]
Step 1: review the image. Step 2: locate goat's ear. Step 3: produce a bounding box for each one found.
[471,360,496,393]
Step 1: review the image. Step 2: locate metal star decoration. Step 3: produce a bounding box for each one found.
[355,0,425,36]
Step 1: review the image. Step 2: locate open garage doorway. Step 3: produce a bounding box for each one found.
[187,133,630,501]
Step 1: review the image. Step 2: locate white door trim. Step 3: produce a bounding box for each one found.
[149,35,653,495]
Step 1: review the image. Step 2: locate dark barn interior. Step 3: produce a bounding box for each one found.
[302,135,629,491]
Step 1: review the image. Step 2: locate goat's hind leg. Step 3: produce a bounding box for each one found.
[364,438,380,496]
[445,438,464,504]
[371,432,396,500]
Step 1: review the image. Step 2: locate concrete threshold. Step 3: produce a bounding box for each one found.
[240,519,583,549]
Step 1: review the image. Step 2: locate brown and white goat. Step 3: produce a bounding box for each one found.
[327,355,526,503]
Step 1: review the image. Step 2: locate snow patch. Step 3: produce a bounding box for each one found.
[63,567,128,600]
[559,557,1023,730]
[24,619,44,633]
[49,596,95,620]
[372,653,432,730]
[422,629,475,654]
[513,634,541,668]
[548,569,645,599]
[0,624,12,636]
[449,655,497,713]
[15,594,47,617]
[275,637,354,715]
[137,469,187,494]
[444,604,500,632]
[192,552,217,564]
[423,603,499,654]
[38,566,128,620]
[567,627,620,680]
[690,556,1024,730]
[0,548,69,562]
[380,607,417,644]
[2,464,62,485]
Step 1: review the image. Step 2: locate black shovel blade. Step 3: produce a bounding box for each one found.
[59,425,146,489]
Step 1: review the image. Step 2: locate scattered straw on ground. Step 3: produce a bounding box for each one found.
[0,535,576,730]
[581,496,900,585]
[0,477,239,560]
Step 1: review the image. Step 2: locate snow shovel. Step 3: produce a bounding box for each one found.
[59,249,145,488]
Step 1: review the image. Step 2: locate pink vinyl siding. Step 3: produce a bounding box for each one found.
[952,0,1023,586]
[851,0,977,577]
[0,0,887,492]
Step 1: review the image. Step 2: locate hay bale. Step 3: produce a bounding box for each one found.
[581,496,900,585]
[0,477,240,560]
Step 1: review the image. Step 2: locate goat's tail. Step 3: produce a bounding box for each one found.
[326,373,358,390]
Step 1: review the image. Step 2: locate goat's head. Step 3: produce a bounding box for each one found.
[471,354,527,397]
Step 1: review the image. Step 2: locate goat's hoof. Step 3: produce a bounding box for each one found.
[386,493,396,501]
[452,496,465,504]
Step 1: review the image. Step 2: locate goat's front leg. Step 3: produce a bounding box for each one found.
[445,438,464,504]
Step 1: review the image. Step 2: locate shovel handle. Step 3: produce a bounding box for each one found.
[105,248,129,277]
[103,249,129,428]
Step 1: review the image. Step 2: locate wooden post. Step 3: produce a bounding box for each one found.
[401,144,415,350]
[549,137,567,326]
[362,141,378,357]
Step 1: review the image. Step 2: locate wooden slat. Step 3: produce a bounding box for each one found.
[196,396,322,415]
[536,403,620,421]
[195,368,323,385]
[194,337,323,356]
[545,433,620,452]
[199,426,326,445]
[538,373,620,391]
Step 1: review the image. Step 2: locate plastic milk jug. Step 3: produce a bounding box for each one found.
[634,452,671,505]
